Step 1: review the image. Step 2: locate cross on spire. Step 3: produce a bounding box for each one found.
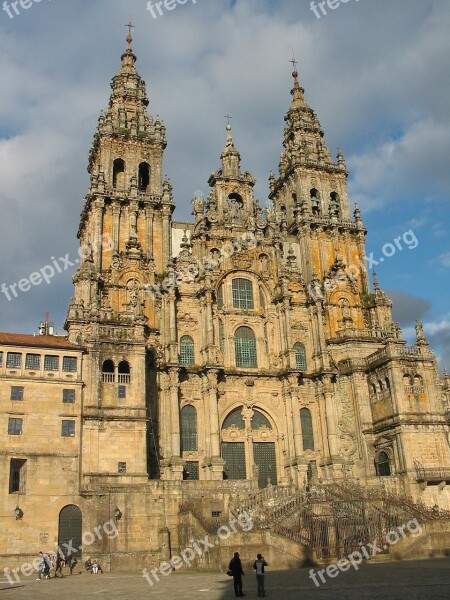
[224,115,233,126]
[125,21,135,49]
[125,21,135,38]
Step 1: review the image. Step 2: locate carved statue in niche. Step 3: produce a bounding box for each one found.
[129,280,139,307]
[259,254,269,273]
[230,197,241,222]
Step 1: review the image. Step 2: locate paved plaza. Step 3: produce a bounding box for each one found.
[1,558,450,599]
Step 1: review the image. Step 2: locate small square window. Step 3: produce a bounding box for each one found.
[63,357,77,372]
[25,354,41,370]
[212,510,222,518]
[6,352,22,369]
[118,385,126,399]
[44,355,59,371]
[63,389,75,404]
[11,386,24,401]
[8,418,23,436]
[61,420,75,437]
[118,462,127,473]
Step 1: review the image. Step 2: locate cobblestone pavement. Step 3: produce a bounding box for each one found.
[1,558,450,599]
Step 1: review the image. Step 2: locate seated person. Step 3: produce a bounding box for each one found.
[85,558,92,571]
[91,560,103,574]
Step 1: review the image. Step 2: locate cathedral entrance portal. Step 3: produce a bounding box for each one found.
[221,407,278,488]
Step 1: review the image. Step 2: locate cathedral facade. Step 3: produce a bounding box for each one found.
[2,34,450,570]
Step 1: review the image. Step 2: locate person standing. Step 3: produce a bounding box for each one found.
[36,551,45,580]
[54,548,65,577]
[253,553,268,597]
[229,551,246,597]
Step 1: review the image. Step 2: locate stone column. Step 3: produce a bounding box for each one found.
[145,206,154,258]
[207,369,225,479]
[94,198,104,270]
[112,203,120,252]
[289,375,303,459]
[323,377,339,458]
[168,368,182,480]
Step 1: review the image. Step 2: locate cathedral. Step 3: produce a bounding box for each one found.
[1,33,450,571]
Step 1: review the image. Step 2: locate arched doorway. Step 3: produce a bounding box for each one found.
[221,407,278,488]
[58,505,82,557]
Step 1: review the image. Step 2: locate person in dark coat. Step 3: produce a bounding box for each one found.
[229,552,246,597]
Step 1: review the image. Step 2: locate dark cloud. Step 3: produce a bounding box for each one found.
[388,289,432,326]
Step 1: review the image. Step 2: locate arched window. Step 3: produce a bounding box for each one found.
[113,159,125,189]
[403,374,412,386]
[180,405,197,451]
[179,336,195,366]
[102,359,115,383]
[235,327,257,368]
[232,278,254,309]
[223,408,245,430]
[375,451,391,476]
[138,162,150,191]
[330,192,340,216]
[251,410,272,430]
[300,408,315,451]
[118,360,131,384]
[294,342,307,370]
[310,188,320,214]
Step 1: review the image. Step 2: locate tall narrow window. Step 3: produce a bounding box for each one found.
[235,327,257,368]
[330,192,340,216]
[294,342,307,370]
[217,284,224,309]
[138,162,150,191]
[232,279,254,309]
[179,336,195,366]
[300,408,314,451]
[113,158,125,189]
[180,405,198,451]
[118,360,131,383]
[375,451,391,476]
[9,459,27,494]
[0,352,3,367]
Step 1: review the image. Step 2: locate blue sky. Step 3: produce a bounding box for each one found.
[0,0,449,370]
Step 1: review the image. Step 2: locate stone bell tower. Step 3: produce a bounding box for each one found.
[65,30,171,483]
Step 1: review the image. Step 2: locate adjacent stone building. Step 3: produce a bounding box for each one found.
[2,33,450,571]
